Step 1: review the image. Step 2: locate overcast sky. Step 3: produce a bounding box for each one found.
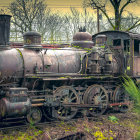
[0,0,83,8]
[0,0,139,16]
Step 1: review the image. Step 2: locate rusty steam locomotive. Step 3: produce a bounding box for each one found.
[0,15,139,124]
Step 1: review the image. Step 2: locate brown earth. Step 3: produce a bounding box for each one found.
[0,112,139,140]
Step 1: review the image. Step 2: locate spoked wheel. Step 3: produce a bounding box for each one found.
[113,86,131,113]
[27,107,42,124]
[53,86,80,121]
[84,84,108,116]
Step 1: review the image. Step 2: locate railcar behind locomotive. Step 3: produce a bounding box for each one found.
[0,14,139,124]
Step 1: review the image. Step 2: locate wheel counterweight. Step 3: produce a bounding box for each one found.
[84,84,108,116]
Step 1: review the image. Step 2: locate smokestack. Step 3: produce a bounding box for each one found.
[0,15,11,47]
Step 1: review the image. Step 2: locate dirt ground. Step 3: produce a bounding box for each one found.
[43,112,140,140]
[0,112,140,140]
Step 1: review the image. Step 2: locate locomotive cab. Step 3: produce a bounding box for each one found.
[92,31,140,77]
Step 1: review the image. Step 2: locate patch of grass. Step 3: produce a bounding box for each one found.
[122,75,140,140]
[0,127,43,140]
[108,116,119,123]
[136,132,140,140]
[122,75,140,115]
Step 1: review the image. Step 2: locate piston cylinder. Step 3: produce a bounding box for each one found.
[0,88,31,118]
[0,97,31,118]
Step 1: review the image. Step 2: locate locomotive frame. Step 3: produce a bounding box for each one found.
[0,15,139,124]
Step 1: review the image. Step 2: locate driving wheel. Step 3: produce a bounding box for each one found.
[113,86,131,113]
[53,86,80,121]
[84,84,108,116]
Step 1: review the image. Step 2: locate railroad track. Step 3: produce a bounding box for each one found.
[0,110,125,132]
[0,116,104,132]
[0,122,55,132]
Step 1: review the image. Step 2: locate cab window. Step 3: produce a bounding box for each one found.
[113,39,121,46]
[134,40,140,56]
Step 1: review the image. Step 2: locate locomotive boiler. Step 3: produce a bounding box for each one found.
[0,15,135,124]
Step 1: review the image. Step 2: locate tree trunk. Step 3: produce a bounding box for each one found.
[115,7,120,30]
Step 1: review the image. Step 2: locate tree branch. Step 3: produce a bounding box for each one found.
[110,0,115,8]
[90,0,115,29]
[100,8,115,29]
[120,0,136,16]
[126,19,140,31]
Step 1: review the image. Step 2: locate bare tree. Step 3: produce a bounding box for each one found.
[62,8,83,43]
[34,8,51,42]
[9,0,47,34]
[70,8,81,35]
[0,9,10,14]
[45,13,64,43]
[62,15,73,42]
[61,9,96,42]
[64,8,98,36]
[84,0,140,31]
[120,13,140,31]
[81,8,97,33]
